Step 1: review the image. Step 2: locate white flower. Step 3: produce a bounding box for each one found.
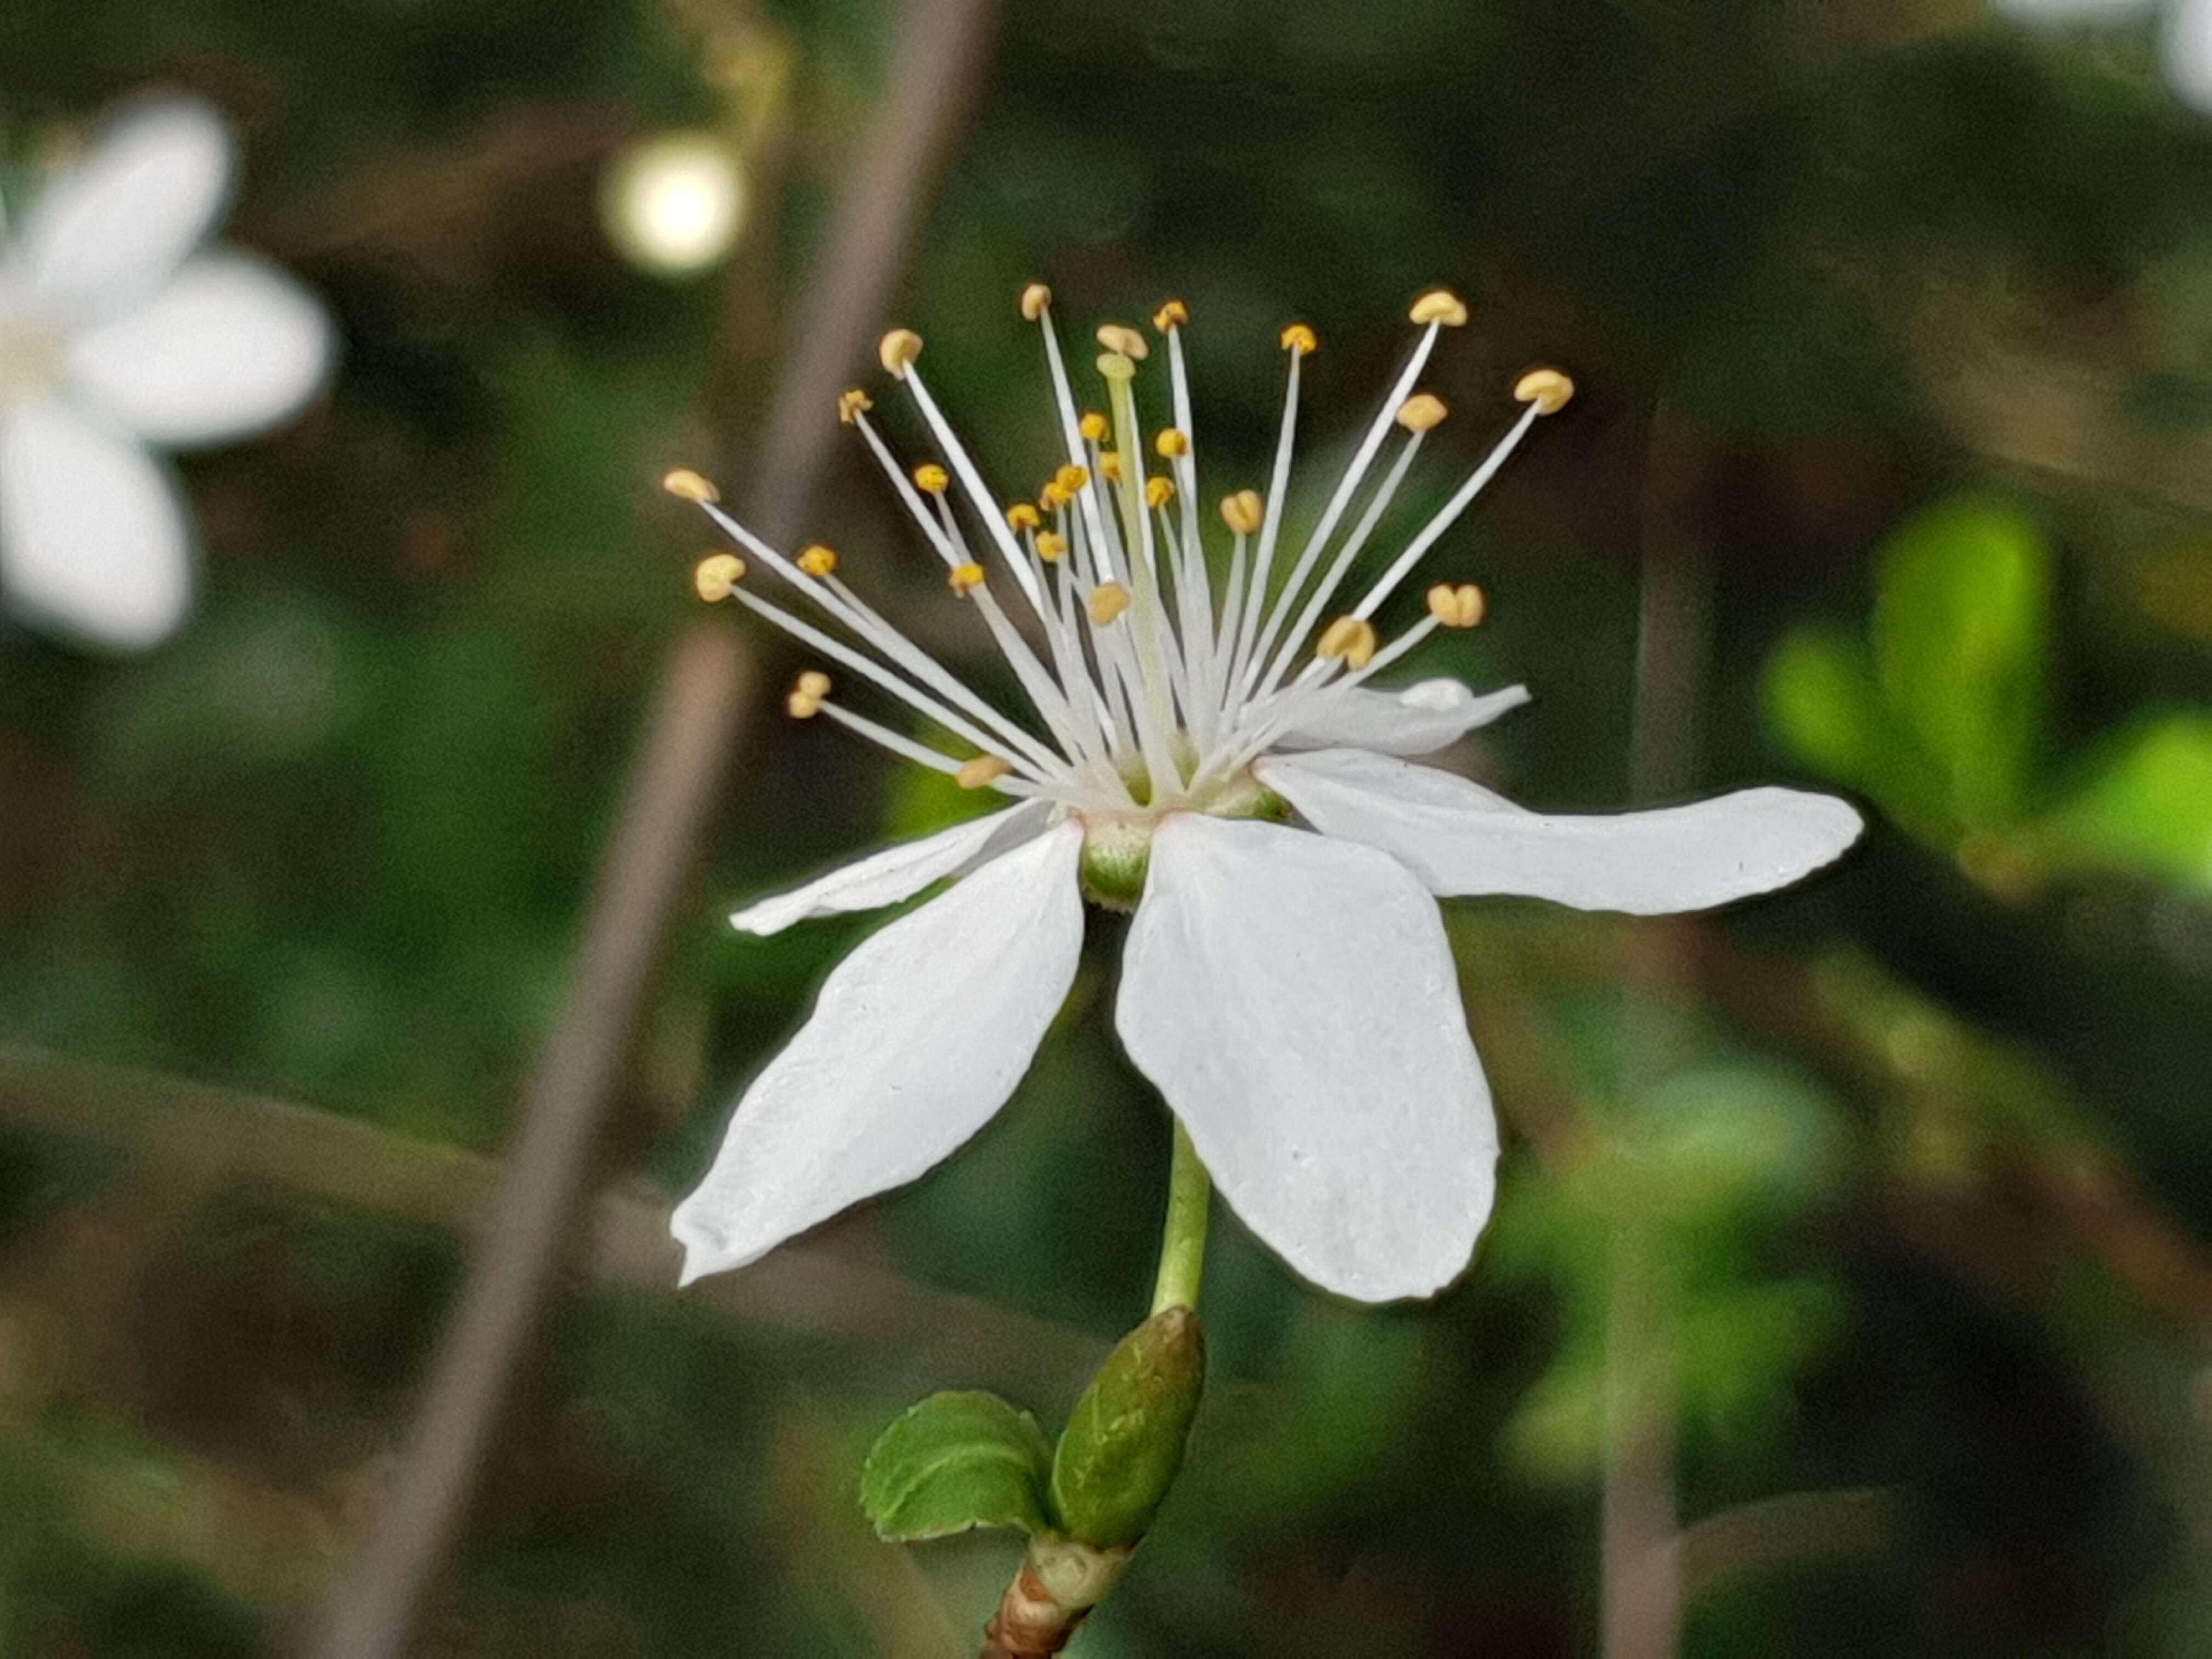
[1993,0,2212,115]
[668,291,1861,1303]
[0,93,334,651]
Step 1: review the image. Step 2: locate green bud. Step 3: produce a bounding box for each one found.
[1079,819,1152,911]
[1048,1306,1206,1547]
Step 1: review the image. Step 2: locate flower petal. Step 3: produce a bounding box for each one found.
[0,398,192,651]
[25,96,233,322]
[673,819,1085,1283]
[67,253,333,447]
[1257,747,1864,915]
[731,800,1057,936]
[2167,0,2212,114]
[1116,814,1495,1302]
[1272,678,1530,756]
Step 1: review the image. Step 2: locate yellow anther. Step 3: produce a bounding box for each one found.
[693,553,745,602]
[1020,283,1053,321]
[913,462,951,494]
[1099,452,1125,483]
[1097,351,1137,382]
[1220,489,1265,536]
[786,670,832,719]
[1514,367,1576,415]
[1153,298,1189,332]
[1036,531,1069,562]
[837,388,874,424]
[1007,502,1042,531]
[1054,462,1091,494]
[1080,411,1110,443]
[662,467,720,504]
[1397,393,1449,433]
[957,754,1013,790]
[1155,427,1190,458]
[1317,615,1379,669]
[1096,323,1150,360]
[878,328,924,377]
[1279,322,1318,354]
[797,544,839,577]
[1409,289,1469,327]
[1041,481,1071,509]
[1090,583,1133,625]
[1426,582,1487,629]
[948,562,987,595]
[1146,476,1176,509]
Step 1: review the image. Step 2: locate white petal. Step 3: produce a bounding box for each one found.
[2166,0,2212,114]
[1257,747,1864,916]
[25,96,233,321]
[731,800,1057,936]
[673,819,1085,1283]
[1116,814,1495,1302]
[0,399,192,651]
[67,254,332,447]
[1272,678,1530,756]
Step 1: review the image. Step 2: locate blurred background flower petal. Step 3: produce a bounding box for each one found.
[67,253,334,448]
[23,96,233,323]
[0,396,190,648]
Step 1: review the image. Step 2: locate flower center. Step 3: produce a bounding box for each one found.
[1076,774,1284,909]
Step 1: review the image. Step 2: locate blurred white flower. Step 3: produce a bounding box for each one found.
[1993,0,2212,115]
[665,291,1864,1304]
[0,94,333,651]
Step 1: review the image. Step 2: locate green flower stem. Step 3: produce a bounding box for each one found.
[1150,1116,1211,1316]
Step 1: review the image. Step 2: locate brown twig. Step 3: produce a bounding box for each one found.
[307,0,1003,1649]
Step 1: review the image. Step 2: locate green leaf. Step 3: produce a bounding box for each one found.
[2041,713,2212,890]
[860,1391,1054,1542]
[1870,494,2051,830]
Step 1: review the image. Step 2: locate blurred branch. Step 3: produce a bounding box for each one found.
[0,1041,1106,1399]
[1673,1486,1900,1599]
[1934,355,2212,517]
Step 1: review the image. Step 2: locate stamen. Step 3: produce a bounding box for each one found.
[1146,476,1176,508]
[1409,289,1469,327]
[1020,283,1053,321]
[815,700,1040,797]
[837,389,873,423]
[786,670,832,718]
[879,329,924,377]
[1080,411,1110,443]
[1317,615,1378,669]
[1220,491,1265,535]
[1348,393,1543,623]
[913,462,951,494]
[1513,368,1575,414]
[1155,428,1189,458]
[1056,462,1092,494]
[1096,323,1149,360]
[957,754,1014,790]
[1037,531,1069,562]
[1396,393,1448,432]
[797,544,839,577]
[1091,583,1132,625]
[694,553,746,601]
[1099,453,1125,483]
[1279,323,1318,354]
[662,468,720,503]
[949,562,987,594]
[1007,503,1041,530]
[1153,299,1189,332]
[1426,582,1487,628]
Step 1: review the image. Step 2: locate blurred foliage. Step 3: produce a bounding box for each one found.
[2,0,2212,1653]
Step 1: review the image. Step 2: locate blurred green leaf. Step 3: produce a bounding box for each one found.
[2041,713,2212,891]
[1869,494,2050,831]
[859,1391,1054,1542]
[1763,625,1956,846]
